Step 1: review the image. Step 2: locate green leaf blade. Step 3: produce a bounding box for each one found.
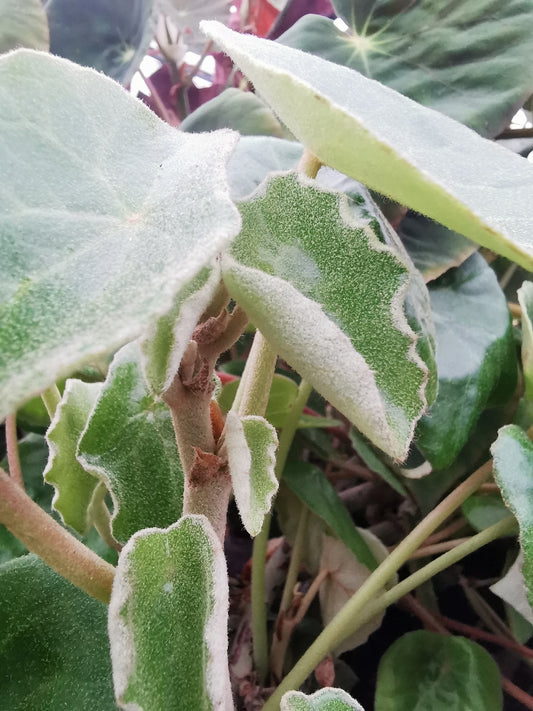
[108,515,232,711]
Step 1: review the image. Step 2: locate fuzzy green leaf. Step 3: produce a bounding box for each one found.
[224,411,278,536]
[375,631,503,711]
[281,1,533,137]
[0,50,240,420]
[108,516,232,710]
[223,172,433,459]
[518,281,533,401]
[78,342,183,544]
[0,0,49,53]
[491,425,533,606]
[416,254,516,469]
[0,555,114,710]
[284,460,378,571]
[44,379,102,534]
[281,688,365,710]
[202,21,533,269]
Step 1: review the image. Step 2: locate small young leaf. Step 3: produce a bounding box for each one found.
[518,281,533,401]
[223,172,433,459]
[416,254,516,469]
[0,555,114,710]
[491,424,533,605]
[281,687,365,710]
[284,460,377,571]
[202,21,533,269]
[375,631,503,711]
[44,379,102,534]
[0,50,241,420]
[108,515,232,711]
[78,342,184,544]
[224,411,278,537]
[0,0,49,53]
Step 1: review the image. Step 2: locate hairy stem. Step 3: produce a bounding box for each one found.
[0,468,114,603]
[5,414,24,488]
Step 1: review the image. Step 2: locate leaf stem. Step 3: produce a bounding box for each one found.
[279,504,309,615]
[41,384,62,419]
[0,468,114,603]
[265,460,496,707]
[5,414,24,488]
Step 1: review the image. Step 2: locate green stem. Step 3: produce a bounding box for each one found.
[252,378,312,683]
[265,459,494,708]
[41,383,62,419]
[279,504,309,614]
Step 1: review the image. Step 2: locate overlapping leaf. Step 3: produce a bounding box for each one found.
[0,555,115,710]
[0,0,49,53]
[223,172,433,459]
[416,253,516,470]
[0,50,241,420]
[202,22,533,269]
[108,516,232,710]
[78,342,184,544]
[281,688,365,710]
[281,0,533,137]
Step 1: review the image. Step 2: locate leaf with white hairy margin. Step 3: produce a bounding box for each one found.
[223,172,433,460]
[201,21,533,270]
[281,688,365,710]
[0,50,241,420]
[224,411,278,537]
[44,379,102,534]
[108,515,233,711]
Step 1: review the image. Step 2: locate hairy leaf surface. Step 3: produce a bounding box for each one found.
[0,50,240,420]
[202,22,533,269]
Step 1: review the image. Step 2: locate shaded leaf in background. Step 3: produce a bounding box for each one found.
[492,424,533,605]
[375,631,503,711]
[281,687,364,710]
[349,429,406,496]
[109,516,232,710]
[202,22,533,270]
[78,342,183,544]
[284,460,377,571]
[46,0,153,84]
[0,50,241,420]
[462,493,515,533]
[0,0,49,53]
[281,0,533,137]
[491,552,533,627]
[181,87,286,137]
[518,281,533,400]
[44,379,102,535]
[416,253,516,470]
[224,411,278,536]
[223,172,433,460]
[399,213,477,283]
[0,555,114,710]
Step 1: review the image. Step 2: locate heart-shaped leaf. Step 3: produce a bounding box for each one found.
[0,555,115,710]
[0,50,241,420]
[0,0,49,53]
[491,424,533,606]
[78,342,184,544]
[44,379,102,534]
[108,515,232,710]
[223,172,434,459]
[416,253,516,470]
[281,1,533,137]
[281,687,365,710]
[375,631,503,711]
[201,21,533,270]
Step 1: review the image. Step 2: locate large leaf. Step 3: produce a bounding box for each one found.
[281,688,365,710]
[181,88,286,138]
[45,0,154,83]
[416,253,516,470]
[223,172,433,459]
[0,50,241,420]
[0,555,114,710]
[518,281,533,401]
[280,1,533,137]
[491,425,533,605]
[283,460,377,571]
[108,516,232,710]
[375,631,503,711]
[201,22,533,270]
[44,379,102,534]
[0,0,49,53]
[78,342,184,544]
